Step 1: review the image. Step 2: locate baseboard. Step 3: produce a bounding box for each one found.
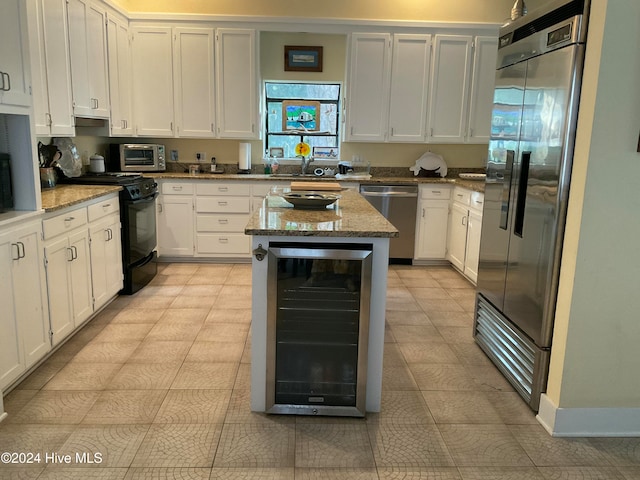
[537,393,640,437]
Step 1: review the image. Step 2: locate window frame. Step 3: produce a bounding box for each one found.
[263,80,342,162]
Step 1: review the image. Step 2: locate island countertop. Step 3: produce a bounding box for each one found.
[245,189,399,238]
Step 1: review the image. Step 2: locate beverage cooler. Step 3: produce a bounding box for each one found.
[266,242,372,417]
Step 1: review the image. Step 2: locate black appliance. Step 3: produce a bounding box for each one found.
[0,153,13,212]
[61,172,158,294]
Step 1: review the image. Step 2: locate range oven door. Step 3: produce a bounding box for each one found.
[122,192,158,265]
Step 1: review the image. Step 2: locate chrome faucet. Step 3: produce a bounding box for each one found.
[300,156,314,175]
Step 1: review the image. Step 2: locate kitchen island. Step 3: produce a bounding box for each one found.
[245,189,398,415]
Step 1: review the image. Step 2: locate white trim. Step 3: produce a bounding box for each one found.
[0,412,7,423]
[537,393,640,437]
[125,12,500,35]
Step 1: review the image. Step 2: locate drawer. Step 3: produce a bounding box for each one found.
[196,183,251,196]
[470,191,485,212]
[196,233,251,255]
[162,182,194,195]
[87,196,119,222]
[197,214,249,233]
[420,185,451,200]
[43,207,88,239]
[452,187,471,206]
[196,196,250,213]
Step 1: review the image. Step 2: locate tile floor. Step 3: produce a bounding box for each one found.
[1,263,639,480]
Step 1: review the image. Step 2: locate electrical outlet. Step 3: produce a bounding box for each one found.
[196,152,207,162]
[170,150,179,161]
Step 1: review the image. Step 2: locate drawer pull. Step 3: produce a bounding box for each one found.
[219,237,229,243]
[102,203,111,208]
[218,219,229,224]
[172,186,183,191]
[456,193,463,198]
[218,187,228,192]
[432,190,441,194]
[218,201,228,206]
[64,216,75,222]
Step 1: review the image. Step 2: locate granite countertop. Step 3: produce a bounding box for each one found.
[148,172,485,193]
[245,189,399,238]
[41,185,122,212]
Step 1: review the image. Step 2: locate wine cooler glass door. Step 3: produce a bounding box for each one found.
[266,243,372,417]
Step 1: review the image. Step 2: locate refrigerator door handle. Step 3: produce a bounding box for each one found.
[514,151,531,238]
[499,150,516,230]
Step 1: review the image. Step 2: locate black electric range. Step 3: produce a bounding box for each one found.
[61,172,159,294]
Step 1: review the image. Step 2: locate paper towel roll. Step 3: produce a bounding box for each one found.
[239,142,251,172]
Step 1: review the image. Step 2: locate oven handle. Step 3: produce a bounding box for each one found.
[127,192,158,205]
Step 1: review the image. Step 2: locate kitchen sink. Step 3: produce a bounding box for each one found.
[270,173,330,178]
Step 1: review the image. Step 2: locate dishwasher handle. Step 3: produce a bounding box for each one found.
[360,186,418,198]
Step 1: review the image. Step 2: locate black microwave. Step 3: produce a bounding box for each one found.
[0,153,13,212]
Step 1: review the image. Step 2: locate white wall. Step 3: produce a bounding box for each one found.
[548,0,640,408]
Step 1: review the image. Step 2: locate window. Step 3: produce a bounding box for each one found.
[264,82,341,159]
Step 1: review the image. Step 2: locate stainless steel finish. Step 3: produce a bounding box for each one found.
[475,0,589,411]
[359,185,417,260]
[266,244,372,417]
[300,156,314,175]
[474,295,549,411]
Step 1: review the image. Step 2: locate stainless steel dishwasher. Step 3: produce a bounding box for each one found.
[359,185,418,261]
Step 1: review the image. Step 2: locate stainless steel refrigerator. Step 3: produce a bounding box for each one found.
[474,0,590,411]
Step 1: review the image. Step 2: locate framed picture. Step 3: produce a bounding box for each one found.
[284,45,323,72]
[312,147,339,159]
[282,100,320,131]
[269,147,284,158]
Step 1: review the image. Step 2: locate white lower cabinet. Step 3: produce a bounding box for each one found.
[414,185,451,260]
[44,211,92,345]
[157,181,195,257]
[446,186,484,283]
[88,196,123,311]
[195,182,251,257]
[43,195,122,347]
[0,219,50,392]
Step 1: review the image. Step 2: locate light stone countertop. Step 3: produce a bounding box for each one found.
[41,185,122,212]
[245,189,399,238]
[148,172,485,193]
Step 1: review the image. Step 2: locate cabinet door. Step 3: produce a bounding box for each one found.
[90,214,122,310]
[464,209,482,283]
[388,34,431,142]
[157,194,194,257]
[415,200,449,260]
[29,0,75,135]
[13,223,50,368]
[44,236,74,345]
[68,0,109,118]
[345,33,391,142]
[131,25,174,137]
[428,35,473,143]
[0,0,31,109]
[447,202,468,271]
[107,13,133,135]
[215,28,257,139]
[467,36,498,143]
[68,228,93,326]
[0,232,23,391]
[174,27,215,138]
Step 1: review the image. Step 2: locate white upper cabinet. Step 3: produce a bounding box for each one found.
[174,27,215,138]
[67,0,110,118]
[131,25,174,137]
[428,34,473,143]
[26,0,75,136]
[215,28,258,139]
[106,13,133,136]
[0,0,31,110]
[345,33,391,142]
[466,36,498,143]
[388,34,431,142]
